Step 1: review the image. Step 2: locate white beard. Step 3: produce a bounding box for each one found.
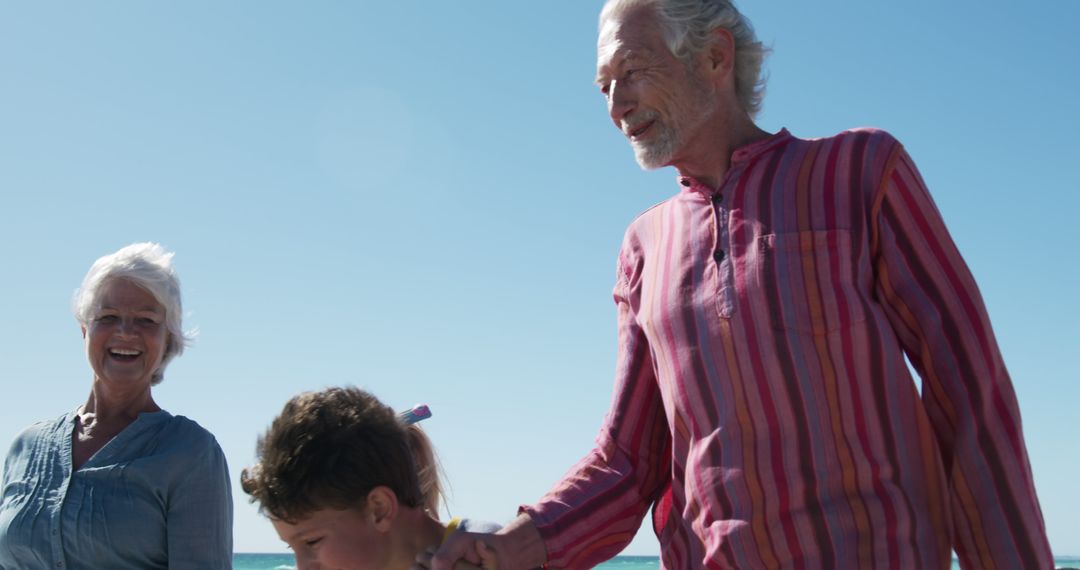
[628,74,719,171]
[631,112,679,170]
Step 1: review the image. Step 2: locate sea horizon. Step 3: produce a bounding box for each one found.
[232,552,1080,569]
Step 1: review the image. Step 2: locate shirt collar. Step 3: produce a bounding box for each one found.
[677,128,792,195]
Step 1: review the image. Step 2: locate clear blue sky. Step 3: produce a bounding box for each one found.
[1,1,1077,557]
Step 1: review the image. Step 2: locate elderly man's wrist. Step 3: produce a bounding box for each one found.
[494,514,547,570]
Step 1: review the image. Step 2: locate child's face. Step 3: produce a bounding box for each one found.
[272,507,388,570]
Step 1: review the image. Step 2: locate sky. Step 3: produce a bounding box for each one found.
[1,0,1077,558]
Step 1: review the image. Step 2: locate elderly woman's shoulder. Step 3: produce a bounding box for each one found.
[6,411,75,451]
[153,413,226,461]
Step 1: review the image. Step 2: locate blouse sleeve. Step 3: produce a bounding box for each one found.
[166,432,234,569]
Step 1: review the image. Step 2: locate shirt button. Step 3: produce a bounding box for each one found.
[712,193,723,204]
[714,249,725,262]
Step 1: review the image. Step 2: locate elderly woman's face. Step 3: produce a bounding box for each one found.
[82,278,168,388]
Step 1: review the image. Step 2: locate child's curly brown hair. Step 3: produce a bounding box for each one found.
[241,386,442,523]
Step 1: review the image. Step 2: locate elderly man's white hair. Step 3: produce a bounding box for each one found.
[73,242,193,386]
[601,0,769,117]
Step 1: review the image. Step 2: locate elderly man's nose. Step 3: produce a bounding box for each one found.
[608,80,634,124]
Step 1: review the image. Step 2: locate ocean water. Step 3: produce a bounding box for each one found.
[233,553,1080,569]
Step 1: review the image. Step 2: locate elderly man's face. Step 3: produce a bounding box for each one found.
[596,7,718,169]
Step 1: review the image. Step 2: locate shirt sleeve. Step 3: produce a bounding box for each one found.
[520,241,671,569]
[166,432,234,569]
[870,143,1052,569]
[0,426,36,567]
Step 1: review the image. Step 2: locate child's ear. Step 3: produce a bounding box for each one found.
[366,486,399,532]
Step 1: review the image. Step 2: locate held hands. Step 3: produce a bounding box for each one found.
[418,514,544,570]
[414,537,498,570]
[475,541,498,569]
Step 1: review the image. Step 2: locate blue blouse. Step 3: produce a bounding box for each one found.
[0,409,233,569]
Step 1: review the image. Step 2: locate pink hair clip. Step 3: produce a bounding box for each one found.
[398,404,432,425]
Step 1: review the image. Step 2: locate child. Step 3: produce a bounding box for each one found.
[241,386,498,570]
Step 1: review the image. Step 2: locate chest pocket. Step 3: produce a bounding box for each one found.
[757,229,866,335]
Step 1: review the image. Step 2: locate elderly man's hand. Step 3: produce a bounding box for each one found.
[418,514,544,570]
[412,534,495,570]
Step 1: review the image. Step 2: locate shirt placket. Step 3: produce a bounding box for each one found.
[50,420,73,569]
[710,163,744,319]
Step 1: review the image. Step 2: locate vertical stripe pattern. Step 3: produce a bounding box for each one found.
[520,128,1051,569]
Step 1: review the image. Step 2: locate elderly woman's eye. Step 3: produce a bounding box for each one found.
[96,315,118,323]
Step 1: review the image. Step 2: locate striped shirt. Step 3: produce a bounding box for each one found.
[521,128,1051,569]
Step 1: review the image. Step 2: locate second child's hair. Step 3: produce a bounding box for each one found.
[405,423,443,513]
[240,386,444,523]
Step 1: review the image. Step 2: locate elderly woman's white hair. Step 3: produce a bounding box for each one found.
[72,242,193,385]
[601,0,769,117]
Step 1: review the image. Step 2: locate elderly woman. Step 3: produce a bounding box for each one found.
[0,243,232,569]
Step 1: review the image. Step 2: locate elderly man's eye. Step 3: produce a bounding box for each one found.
[96,315,118,323]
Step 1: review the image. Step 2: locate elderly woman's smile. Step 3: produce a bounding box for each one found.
[109,348,142,360]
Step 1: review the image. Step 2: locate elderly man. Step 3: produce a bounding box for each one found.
[431,0,1051,568]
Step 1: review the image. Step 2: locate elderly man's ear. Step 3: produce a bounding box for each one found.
[705,28,737,76]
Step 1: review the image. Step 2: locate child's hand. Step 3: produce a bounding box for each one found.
[476,540,498,569]
[413,547,487,570]
[413,540,496,570]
